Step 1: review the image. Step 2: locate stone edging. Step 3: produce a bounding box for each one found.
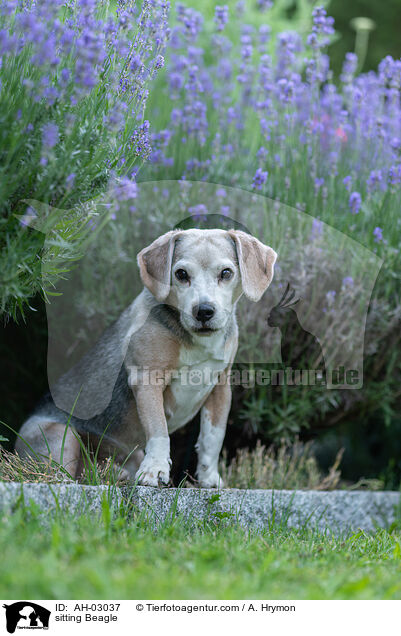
[0,482,399,533]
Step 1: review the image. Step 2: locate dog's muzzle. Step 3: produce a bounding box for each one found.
[191,302,218,334]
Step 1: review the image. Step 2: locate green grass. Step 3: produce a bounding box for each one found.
[1,499,401,599]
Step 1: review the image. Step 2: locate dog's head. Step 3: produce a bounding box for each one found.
[138,228,277,337]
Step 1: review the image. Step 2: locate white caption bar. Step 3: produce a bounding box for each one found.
[1,599,400,635]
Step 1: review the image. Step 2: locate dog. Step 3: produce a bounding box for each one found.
[15,229,277,487]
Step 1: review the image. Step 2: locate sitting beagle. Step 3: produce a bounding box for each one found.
[16,229,277,487]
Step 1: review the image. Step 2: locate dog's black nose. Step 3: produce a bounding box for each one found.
[193,303,215,323]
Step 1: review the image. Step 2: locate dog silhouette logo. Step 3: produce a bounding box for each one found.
[2,602,50,633]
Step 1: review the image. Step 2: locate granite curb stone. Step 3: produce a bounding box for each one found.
[0,482,122,518]
[128,486,401,533]
[0,482,399,533]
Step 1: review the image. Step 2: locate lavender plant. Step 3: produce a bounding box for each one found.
[0,0,170,316]
[144,4,401,259]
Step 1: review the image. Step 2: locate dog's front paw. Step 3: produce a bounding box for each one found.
[197,467,224,489]
[135,455,171,487]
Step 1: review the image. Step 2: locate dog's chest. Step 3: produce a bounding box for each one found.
[164,338,229,432]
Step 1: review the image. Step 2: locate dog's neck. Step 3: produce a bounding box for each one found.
[149,303,193,345]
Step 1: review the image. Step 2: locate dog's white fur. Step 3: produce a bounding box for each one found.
[16,229,277,487]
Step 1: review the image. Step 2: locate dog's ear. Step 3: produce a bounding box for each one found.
[228,230,277,302]
[137,230,182,301]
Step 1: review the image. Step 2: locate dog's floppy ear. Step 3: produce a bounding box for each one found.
[228,229,277,302]
[137,230,182,301]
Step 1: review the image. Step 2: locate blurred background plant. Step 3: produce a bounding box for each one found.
[329,0,401,76]
[1,0,400,488]
[219,438,346,490]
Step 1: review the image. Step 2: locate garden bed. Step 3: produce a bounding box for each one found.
[0,482,399,534]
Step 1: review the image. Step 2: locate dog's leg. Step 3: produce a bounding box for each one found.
[195,376,231,488]
[15,416,81,479]
[133,386,171,487]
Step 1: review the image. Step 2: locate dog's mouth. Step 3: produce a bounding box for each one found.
[192,326,218,335]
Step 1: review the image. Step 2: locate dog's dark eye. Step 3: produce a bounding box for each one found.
[220,268,233,280]
[175,269,189,282]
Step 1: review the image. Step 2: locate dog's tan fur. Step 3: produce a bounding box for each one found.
[16,229,277,487]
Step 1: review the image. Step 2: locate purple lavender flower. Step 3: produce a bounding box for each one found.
[276,31,302,79]
[130,120,151,159]
[87,217,98,232]
[349,192,362,214]
[378,55,397,83]
[113,177,138,202]
[259,25,271,45]
[257,0,273,11]
[42,122,59,149]
[342,276,354,288]
[373,227,384,243]
[256,146,268,161]
[306,7,334,54]
[388,165,401,186]
[367,170,383,193]
[314,177,325,192]
[19,206,37,228]
[343,176,352,191]
[312,7,335,35]
[214,5,229,32]
[252,168,268,190]
[241,43,253,60]
[390,137,401,154]
[66,173,76,189]
[154,55,165,70]
[340,53,358,83]
[277,77,295,103]
[60,67,71,86]
[274,153,282,167]
[326,290,336,306]
[176,5,203,38]
[310,218,323,240]
[188,204,208,222]
[236,1,245,16]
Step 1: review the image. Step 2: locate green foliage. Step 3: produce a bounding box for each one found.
[0,203,104,319]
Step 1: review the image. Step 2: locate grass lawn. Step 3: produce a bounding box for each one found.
[1,500,401,600]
